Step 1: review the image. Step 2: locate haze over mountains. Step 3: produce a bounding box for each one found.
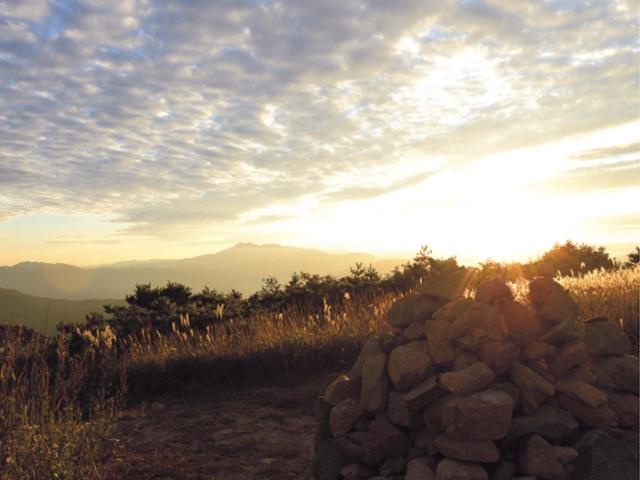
[0,243,404,301]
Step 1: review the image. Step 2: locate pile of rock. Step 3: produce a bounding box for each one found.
[312,270,639,480]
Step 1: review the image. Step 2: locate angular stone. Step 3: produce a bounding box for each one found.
[589,355,639,394]
[314,396,333,421]
[388,341,434,391]
[498,300,541,345]
[379,331,409,354]
[525,358,556,385]
[522,341,556,360]
[573,429,639,480]
[490,460,516,480]
[387,293,445,329]
[509,406,579,442]
[557,395,617,430]
[404,374,445,411]
[556,379,607,408]
[314,438,347,480]
[475,277,513,305]
[325,374,361,406]
[490,382,520,406]
[442,390,514,440]
[435,434,500,463]
[528,277,578,324]
[479,342,520,374]
[340,463,377,480]
[421,268,473,301]
[330,398,363,436]
[510,362,555,412]
[550,340,588,378]
[436,458,488,480]
[440,362,495,396]
[585,320,632,356]
[380,456,406,476]
[433,298,475,322]
[406,456,436,480]
[607,391,639,428]
[452,352,480,371]
[539,319,583,345]
[387,391,422,428]
[350,338,383,380]
[518,434,565,480]
[363,416,410,465]
[359,343,389,413]
[448,302,507,349]
[413,429,438,456]
[423,395,454,432]
[552,446,578,464]
[425,319,458,365]
[336,432,368,464]
[405,321,427,341]
[569,362,598,384]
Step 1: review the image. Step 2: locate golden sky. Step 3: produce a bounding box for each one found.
[0,0,638,266]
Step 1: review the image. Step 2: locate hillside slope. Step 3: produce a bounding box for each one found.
[0,288,125,335]
[0,243,404,300]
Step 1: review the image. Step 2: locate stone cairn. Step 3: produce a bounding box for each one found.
[312,270,639,480]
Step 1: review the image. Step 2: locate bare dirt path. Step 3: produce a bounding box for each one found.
[102,373,336,480]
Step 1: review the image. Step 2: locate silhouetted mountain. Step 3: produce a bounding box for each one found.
[0,243,404,300]
[0,287,125,335]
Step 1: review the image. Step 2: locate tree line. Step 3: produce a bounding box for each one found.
[64,241,638,339]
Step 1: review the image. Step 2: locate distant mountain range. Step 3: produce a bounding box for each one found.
[0,287,125,335]
[0,243,405,301]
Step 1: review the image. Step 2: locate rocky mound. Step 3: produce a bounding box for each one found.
[312,272,639,480]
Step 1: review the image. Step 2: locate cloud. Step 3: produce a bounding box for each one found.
[0,0,637,239]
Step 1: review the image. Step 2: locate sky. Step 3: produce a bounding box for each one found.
[0,0,638,267]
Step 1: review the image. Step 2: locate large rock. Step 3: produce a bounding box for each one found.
[550,341,588,378]
[572,429,639,480]
[528,277,578,324]
[607,391,639,428]
[425,319,458,365]
[340,463,377,480]
[388,341,434,391]
[433,298,475,322]
[518,434,565,480]
[441,390,514,440]
[509,406,579,442]
[314,438,347,480]
[404,321,427,340]
[406,456,436,480]
[556,379,607,409]
[359,343,389,413]
[435,434,500,463]
[436,458,488,480]
[584,319,632,356]
[325,374,360,406]
[387,293,445,329]
[448,302,507,350]
[498,300,541,345]
[423,394,454,432]
[539,319,583,345]
[404,374,445,411]
[479,341,520,374]
[350,338,383,380]
[440,362,495,396]
[387,391,422,428]
[588,355,639,394]
[421,269,473,301]
[557,395,617,430]
[475,277,513,305]
[330,398,363,436]
[510,362,555,412]
[363,416,411,465]
[523,341,556,360]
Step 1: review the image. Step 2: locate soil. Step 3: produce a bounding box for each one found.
[102,372,338,480]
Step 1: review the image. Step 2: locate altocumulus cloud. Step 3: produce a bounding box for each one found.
[0,0,637,235]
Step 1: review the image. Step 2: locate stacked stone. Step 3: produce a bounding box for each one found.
[313,270,639,480]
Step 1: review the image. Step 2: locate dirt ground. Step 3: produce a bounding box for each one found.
[102,373,338,480]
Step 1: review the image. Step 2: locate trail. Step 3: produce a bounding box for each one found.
[103,374,335,480]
